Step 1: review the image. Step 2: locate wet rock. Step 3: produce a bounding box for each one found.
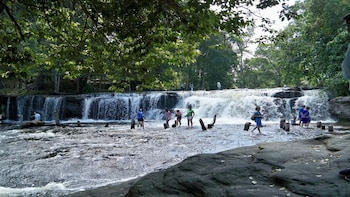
[272,90,303,98]
[62,133,350,197]
[329,96,350,119]
[122,134,350,197]
[63,96,84,119]
[21,119,45,127]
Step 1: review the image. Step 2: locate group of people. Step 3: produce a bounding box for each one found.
[161,106,195,128]
[248,104,312,135]
[180,82,222,91]
[298,105,311,128]
[135,105,195,129]
[180,83,194,92]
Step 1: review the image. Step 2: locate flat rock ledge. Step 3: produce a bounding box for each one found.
[66,133,350,197]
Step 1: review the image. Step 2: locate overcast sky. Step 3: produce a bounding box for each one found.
[247,0,299,54]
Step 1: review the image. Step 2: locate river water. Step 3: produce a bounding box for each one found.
[0,88,338,196]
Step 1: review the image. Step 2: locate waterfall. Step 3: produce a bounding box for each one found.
[42,97,63,121]
[175,89,332,122]
[81,93,163,121]
[16,96,45,121]
[1,88,333,123]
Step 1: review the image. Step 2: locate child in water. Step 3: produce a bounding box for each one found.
[185,105,195,128]
[251,106,263,135]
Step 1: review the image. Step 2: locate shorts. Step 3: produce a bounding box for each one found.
[187,116,193,120]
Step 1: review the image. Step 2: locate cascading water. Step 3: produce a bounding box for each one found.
[16,96,46,121]
[42,97,63,121]
[175,89,332,123]
[1,88,333,123]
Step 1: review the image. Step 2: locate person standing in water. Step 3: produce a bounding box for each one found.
[136,108,145,129]
[250,106,263,135]
[185,105,195,128]
[298,105,305,126]
[301,106,311,128]
[175,109,182,126]
[163,108,172,128]
[217,81,222,90]
[189,83,194,92]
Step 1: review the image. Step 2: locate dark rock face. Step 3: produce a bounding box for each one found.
[124,134,350,197]
[157,92,180,109]
[329,96,350,119]
[63,96,84,120]
[272,90,303,98]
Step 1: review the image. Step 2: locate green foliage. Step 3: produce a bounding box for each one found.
[0,0,291,93]
[184,34,238,90]
[241,0,350,95]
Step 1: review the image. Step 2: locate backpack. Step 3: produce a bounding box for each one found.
[251,114,256,121]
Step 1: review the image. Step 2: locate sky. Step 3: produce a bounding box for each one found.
[247,0,299,54]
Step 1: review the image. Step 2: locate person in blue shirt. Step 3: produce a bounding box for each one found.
[34,112,41,121]
[31,111,41,122]
[298,105,305,126]
[136,109,145,129]
[250,106,263,135]
[301,106,311,128]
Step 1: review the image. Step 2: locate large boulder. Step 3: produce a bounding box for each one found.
[124,134,350,197]
[328,96,350,119]
[63,133,350,197]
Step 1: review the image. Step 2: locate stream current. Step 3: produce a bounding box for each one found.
[0,88,338,196]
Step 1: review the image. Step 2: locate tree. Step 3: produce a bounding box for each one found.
[229,26,255,88]
[186,34,238,90]
[0,0,294,93]
[241,43,284,88]
[244,0,350,95]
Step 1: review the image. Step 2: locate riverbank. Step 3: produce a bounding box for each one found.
[63,126,350,197]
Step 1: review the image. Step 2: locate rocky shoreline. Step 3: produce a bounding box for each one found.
[64,130,350,197]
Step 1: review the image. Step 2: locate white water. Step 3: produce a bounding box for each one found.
[0,89,338,197]
[174,88,332,123]
[79,88,332,123]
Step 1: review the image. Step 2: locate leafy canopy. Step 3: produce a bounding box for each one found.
[0,0,291,92]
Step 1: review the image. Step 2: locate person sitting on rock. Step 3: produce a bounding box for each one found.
[32,112,41,122]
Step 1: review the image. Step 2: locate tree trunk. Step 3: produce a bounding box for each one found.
[54,74,60,94]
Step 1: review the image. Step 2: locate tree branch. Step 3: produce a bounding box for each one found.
[0,1,24,39]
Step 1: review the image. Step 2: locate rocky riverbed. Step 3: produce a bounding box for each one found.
[59,122,350,197]
[1,119,349,197]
